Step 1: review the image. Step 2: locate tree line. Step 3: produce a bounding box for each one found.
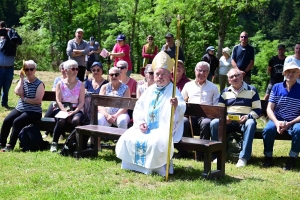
[1,0,300,93]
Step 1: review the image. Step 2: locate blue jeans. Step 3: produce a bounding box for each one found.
[210,118,257,160]
[0,67,14,106]
[263,120,300,158]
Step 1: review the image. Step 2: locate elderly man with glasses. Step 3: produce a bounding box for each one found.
[210,68,261,167]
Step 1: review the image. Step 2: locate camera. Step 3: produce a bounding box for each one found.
[0,28,7,36]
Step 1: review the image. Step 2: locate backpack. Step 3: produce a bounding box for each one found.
[226,132,243,162]
[60,129,77,156]
[19,124,49,152]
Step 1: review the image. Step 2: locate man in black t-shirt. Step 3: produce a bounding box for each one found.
[263,44,286,100]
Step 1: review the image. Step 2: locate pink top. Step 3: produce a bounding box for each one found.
[126,78,137,96]
[60,80,82,107]
[112,43,132,71]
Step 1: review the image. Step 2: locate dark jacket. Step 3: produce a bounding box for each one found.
[201,53,219,73]
[0,28,22,56]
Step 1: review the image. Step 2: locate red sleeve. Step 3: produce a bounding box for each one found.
[121,45,130,56]
[142,45,158,59]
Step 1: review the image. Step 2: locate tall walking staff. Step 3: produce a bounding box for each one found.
[166,14,181,181]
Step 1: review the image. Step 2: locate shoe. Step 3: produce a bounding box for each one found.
[283,157,296,171]
[50,142,58,152]
[2,105,12,110]
[212,158,217,164]
[173,151,189,159]
[236,158,247,167]
[1,145,13,152]
[262,156,273,168]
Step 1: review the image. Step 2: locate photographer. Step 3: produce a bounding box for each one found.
[0,21,22,109]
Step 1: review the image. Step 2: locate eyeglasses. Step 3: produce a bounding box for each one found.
[117,66,126,70]
[240,36,248,39]
[195,69,209,73]
[24,68,35,72]
[109,73,120,77]
[71,67,79,71]
[228,73,241,79]
[92,69,101,72]
[148,38,153,40]
[147,72,154,75]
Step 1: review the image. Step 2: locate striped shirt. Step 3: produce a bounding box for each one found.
[219,82,261,119]
[16,78,44,113]
[269,81,300,121]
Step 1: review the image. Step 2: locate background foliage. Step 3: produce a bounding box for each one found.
[1,0,300,93]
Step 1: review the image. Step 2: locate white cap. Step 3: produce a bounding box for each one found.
[283,61,300,73]
[76,28,84,33]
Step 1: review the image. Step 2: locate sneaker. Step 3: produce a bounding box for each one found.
[50,142,58,152]
[236,158,247,167]
[262,156,273,168]
[0,145,13,152]
[283,157,296,171]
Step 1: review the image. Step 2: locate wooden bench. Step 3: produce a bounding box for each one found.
[75,95,227,179]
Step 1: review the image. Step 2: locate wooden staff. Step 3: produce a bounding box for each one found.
[166,14,181,181]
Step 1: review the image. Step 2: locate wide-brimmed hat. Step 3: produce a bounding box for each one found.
[222,47,231,56]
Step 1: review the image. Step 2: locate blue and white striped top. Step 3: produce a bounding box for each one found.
[269,81,300,121]
[16,78,44,113]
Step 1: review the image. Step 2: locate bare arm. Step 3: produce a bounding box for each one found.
[231,59,238,68]
[245,60,254,73]
[70,83,85,116]
[55,82,68,112]
[267,102,284,134]
[14,71,24,96]
[23,83,45,105]
[267,66,272,75]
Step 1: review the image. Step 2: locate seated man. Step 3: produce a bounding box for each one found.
[262,62,300,170]
[177,61,219,158]
[115,52,186,176]
[210,68,261,167]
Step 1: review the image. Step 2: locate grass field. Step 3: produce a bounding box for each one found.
[0,71,299,199]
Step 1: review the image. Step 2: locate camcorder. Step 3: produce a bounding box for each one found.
[0,28,7,36]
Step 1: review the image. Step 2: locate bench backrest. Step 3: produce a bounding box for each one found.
[90,95,227,143]
[42,91,56,101]
[260,100,268,116]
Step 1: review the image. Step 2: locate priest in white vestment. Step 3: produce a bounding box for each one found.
[115,52,186,176]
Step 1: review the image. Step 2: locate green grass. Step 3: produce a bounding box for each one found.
[0,71,300,199]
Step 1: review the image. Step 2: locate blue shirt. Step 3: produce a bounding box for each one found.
[269,81,300,121]
[231,44,255,77]
[0,38,15,66]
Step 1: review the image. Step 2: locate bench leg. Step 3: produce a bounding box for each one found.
[202,150,212,178]
[216,150,225,177]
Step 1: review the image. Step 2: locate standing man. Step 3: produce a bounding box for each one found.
[263,44,286,100]
[231,31,255,84]
[177,61,219,159]
[284,43,300,83]
[210,68,261,167]
[85,36,101,80]
[262,62,300,170]
[161,33,185,62]
[115,51,186,176]
[201,46,219,82]
[66,28,89,82]
[0,21,22,109]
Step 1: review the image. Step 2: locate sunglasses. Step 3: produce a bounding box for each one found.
[148,38,153,40]
[71,67,79,71]
[24,68,35,72]
[228,73,241,79]
[240,36,248,39]
[92,69,101,72]
[109,73,120,77]
[117,66,126,70]
[147,72,154,75]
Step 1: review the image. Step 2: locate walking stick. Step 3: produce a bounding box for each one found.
[166,14,181,181]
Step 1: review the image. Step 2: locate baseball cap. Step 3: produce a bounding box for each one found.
[278,44,286,49]
[283,61,300,73]
[206,46,215,52]
[165,33,174,38]
[91,62,103,69]
[177,60,184,66]
[116,34,126,41]
[76,28,84,33]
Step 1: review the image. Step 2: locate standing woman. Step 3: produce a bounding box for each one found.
[84,61,108,94]
[219,47,232,92]
[0,60,45,152]
[50,60,85,152]
[141,35,158,76]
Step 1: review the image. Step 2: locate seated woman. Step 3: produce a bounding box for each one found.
[98,67,130,128]
[50,60,85,152]
[116,60,137,97]
[0,60,45,152]
[43,62,67,138]
[84,61,108,94]
[136,64,155,98]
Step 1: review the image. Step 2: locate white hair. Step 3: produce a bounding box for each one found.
[195,61,210,72]
[109,67,120,74]
[63,60,78,70]
[116,60,128,68]
[25,60,37,69]
[227,68,242,77]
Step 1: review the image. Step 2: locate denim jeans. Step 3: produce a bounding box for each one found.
[0,67,14,106]
[262,120,300,158]
[210,118,257,160]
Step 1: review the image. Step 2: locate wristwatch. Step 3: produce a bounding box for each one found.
[23,97,27,102]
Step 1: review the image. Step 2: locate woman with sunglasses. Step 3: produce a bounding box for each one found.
[84,61,108,94]
[136,64,155,98]
[50,60,85,152]
[98,67,130,130]
[116,60,137,97]
[0,60,45,152]
[141,35,158,76]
